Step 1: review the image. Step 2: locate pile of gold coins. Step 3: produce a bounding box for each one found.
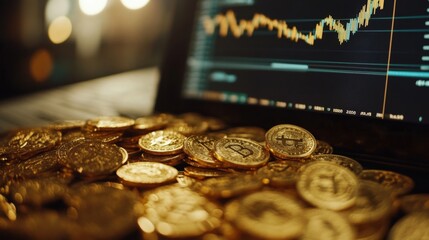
[0,113,428,239]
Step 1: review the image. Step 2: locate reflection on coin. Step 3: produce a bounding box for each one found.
[86,116,135,131]
[265,124,317,159]
[138,130,186,155]
[388,211,429,240]
[184,166,230,179]
[225,191,305,239]
[256,161,300,187]
[297,161,358,210]
[194,174,263,199]
[342,180,392,224]
[399,194,429,214]
[116,162,178,187]
[183,135,220,167]
[166,117,209,136]
[140,185,223,238]
[302,208,355,240]
[312,154,363,175]
[57,139,124,177]
[313,140,334,155]
[213,138,270,169]
[360,170,414,197]
[133,114,169,131]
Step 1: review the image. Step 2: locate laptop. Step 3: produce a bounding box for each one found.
[155,0,429,189]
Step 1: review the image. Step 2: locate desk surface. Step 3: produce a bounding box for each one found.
[0,68,159,132]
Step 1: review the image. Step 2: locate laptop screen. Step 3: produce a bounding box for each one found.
[181,0,428,125]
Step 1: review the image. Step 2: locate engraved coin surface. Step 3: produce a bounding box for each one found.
[312,154,363,175]
[116,162,178,187]
[213,137,270,169]
[15,150,60,177]
[225,190,305,239]
[360,169,414,197]
[57,139,124,177]
[138,130,186,155]
[297,161,359,210]
[183,135,221,166]
[265,124,317,159]
[302,208,355,240]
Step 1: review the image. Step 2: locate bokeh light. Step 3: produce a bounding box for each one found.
[79,0,108,16]
[29,49,53,83]
[45,0,70,23]
[121,0,150,10]
[48,16,73,44]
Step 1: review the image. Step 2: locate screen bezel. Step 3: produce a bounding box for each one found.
[156,0,429,174]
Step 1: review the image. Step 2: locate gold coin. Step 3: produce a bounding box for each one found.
[184,166,230,179]
[138,130,186,155]
[140,185,223,238]
[166,117,209,136]
[297,161,359,210]
[192,174,262,199]
[45,120,86,131]
[213,137,270,169]
[302,208,355,240]
[225,126,266,143]
[116,162,178,187]
[86,116,135,131]
[133,114,169,131]
[225,190,305,239]
[183,135,222,167]
[265,124,317,159]
[139,152,185,166]
[14,150,60,178]
[312,154,363,175]
[388,211,429,240]
[4,128,62,160]
[256,160,301,187]
[57,138,124,177]
[360,169,414,197]
[341,180,393,225]
[313,140,334,155]
[399,194,429,214]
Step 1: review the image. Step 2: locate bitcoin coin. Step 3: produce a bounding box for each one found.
[399,194,429,214]
[312,154,363,175]
[297,161,359,210]
[138,130,186,155]
[86,116,135,131]
[302,208,355,240]
[225,190,305,239]
[193,174,262,199]
[4,128,62,160]
[360,169,414,197]
[388,211,429,240]
[313,140,334,155]
[183,135,221,167]
[116,162,178,187]
[140,185,223,238]
[256,160,300,187]
[57,138,124,177]
[265,124,317,159]
[213,137,270,169]
[341,180,393,224]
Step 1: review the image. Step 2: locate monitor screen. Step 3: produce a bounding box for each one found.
[181,0,429,124]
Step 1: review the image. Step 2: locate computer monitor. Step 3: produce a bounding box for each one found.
[156,0,429,172]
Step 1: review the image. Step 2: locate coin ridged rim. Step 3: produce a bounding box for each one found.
[265,124,317,159]
[116,162,178,187]
[138,130,186,156]
[297,161,359,210]
[213,137,270,169]
[86,116,135,130]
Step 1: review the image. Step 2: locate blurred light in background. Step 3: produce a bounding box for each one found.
[79,0,108,16]
[121,0,150,10]
[48,16,72,44]
[45,0,70,23]
[29,49,53,83]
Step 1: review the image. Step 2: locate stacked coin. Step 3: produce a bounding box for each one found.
[0,114,427,239]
